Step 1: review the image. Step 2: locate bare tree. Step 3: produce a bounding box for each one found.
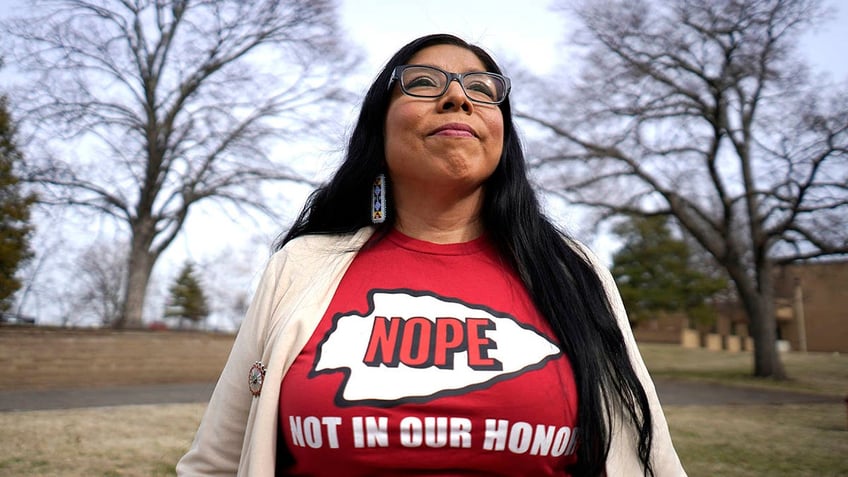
[1,0,355,328]
[195,233,270,331]
[75,240,128,326]
[519,0,848,378]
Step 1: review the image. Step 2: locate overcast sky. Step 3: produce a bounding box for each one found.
[339,0,848,81]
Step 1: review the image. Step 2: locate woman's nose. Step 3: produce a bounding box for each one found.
[439,80,472,113]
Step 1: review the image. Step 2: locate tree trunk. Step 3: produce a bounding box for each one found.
[114,232,155,329]
[737,267,787,379]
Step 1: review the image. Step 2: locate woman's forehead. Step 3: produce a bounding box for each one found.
[406,44,487,72]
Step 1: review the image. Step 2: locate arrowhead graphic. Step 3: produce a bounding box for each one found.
[312,290,561,406]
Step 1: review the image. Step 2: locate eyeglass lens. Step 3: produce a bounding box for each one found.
[399,66,507,104]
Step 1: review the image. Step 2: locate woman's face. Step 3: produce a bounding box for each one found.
[384,44,504,197]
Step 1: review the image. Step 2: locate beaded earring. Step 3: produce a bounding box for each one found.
[371,173,387,224]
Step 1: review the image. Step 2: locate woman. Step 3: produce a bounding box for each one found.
[178,34,686,476]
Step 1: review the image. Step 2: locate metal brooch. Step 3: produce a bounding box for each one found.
[248,361,266,397]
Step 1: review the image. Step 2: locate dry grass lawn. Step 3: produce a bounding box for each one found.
[667,404,847,477]
[639,343,848,397]
[0,344,845,476]
[0,404,205,476]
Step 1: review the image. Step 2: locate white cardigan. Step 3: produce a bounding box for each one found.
[177,227,686,476]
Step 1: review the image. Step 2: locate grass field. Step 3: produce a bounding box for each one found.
[0,404,203,476]
[639,343,848,397]
[1,344,846,476]
[666,404,846,477]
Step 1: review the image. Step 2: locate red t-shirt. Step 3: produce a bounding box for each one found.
[278,230,578,476]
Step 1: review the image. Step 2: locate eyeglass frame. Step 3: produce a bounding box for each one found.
[388,64,512,105]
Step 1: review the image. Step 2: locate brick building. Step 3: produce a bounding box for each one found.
[771,259,848,353]
[633,259,848,353]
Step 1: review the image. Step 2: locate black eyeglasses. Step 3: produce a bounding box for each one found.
[389,65,511,105]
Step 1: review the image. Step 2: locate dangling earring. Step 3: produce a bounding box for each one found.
[371,173,387,224]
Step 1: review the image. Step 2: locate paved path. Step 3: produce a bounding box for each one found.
[0,379,838,412]
[0,382,216,412]
[653,379,837,406]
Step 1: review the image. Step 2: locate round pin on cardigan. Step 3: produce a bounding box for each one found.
[248,361,266,397]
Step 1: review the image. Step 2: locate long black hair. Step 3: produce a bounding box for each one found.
[278,34,655,476]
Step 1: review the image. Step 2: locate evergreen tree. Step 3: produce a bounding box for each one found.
[611,216,726,327]
[165,262,209,329]
[0,94,36,314]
